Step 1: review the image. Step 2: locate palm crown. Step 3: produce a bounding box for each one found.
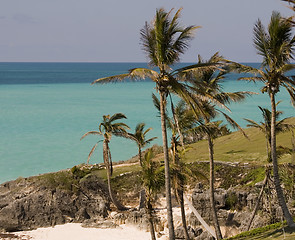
[140,8,199,70]
[81,113,129,164]
[244,105,292,137]
[129,123,157,148]
[234,11,295,100]
[127,122,157,166]
[99,113,130,141]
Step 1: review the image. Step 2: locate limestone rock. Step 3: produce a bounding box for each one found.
[174,225,199,239]
[0,173,110,231]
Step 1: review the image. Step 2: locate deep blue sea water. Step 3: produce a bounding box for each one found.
[0,62,294,183]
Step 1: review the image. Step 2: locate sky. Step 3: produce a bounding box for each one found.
[0,0,294,63]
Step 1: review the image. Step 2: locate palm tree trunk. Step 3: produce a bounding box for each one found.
[292,130,295,163]
[207,134,223,239]
[266,136,271,162]
[270,93,295,227]
[246,168,269,231]
[147,199,157,240]
[172,137,190,240]
[292,130,295,198]
[139,147,143,167]
[103,140,127,211]
[159,90,175,240]
[178,189,190,240]
[292,130,295,164]
[170,96,184,148]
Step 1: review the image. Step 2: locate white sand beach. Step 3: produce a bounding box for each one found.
[15,223,166,240]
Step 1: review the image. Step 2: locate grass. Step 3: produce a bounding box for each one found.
[90,119,295,191]
[225,222,295,239]
[185,118,295,165]
[83,118,294,185]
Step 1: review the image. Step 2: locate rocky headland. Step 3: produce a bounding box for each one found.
[0,162,294,239]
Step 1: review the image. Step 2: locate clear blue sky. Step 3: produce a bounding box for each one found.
[1,0,293,62]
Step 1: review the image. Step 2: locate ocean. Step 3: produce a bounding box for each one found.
[0,62,294,183]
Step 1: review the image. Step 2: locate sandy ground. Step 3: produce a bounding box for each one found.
[14,223,165,240]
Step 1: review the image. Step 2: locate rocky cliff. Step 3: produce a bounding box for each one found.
[0,169,110,232]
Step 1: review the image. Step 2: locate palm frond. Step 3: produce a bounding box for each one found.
[80,131,101,140]
[190,90,230,112]
[145,137,158,144]
[87,142,100,164]
[92,73,130,85]
[253,18,271,66]
[129,68,159,82]
[214,91,256,105]
[279,63,295,73]
[227,61,262,75]
[109,113,128,122]
[172,25,201,56]
[238,76,266,83]
[143,127,153,136]
[219,110,248,139]
[285,85,295,107]
[282,82,295,107]
[172,62,220,77]
[244,118,264,131]
[188,124,210,136]
[170,80,209,119]
[152,93,164,117]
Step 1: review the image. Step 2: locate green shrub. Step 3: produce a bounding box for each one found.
[225,191,238,210]
[37,171,75,192]
[240,167,265,186]
[70,166,91,179]
[225,221,284,239]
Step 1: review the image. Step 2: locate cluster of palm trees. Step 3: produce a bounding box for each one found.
[80,112,165,240]
[82,6,295,240]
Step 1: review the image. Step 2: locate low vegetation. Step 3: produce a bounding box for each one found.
[225,222,295,239]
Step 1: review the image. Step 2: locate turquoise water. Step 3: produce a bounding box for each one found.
[0,63,294,183]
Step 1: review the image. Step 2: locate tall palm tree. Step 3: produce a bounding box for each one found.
[81,113,129,211]
[141,149,165,240]
[231,11,295,227]
[244,105,293,162]
[91,8,218,239]
[187,53,251,239]
[127,123,157,166]
[153,95,197,240]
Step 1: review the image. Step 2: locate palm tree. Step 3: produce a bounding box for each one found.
[244,105,293,162]
[127,123,157,209]
[81,113,130,211]
[231,11,295,227]
[244,106,294,230]
[186,53,251,239]
[153,95,197,240]
[127,123,157,166]
[91,8,218,239]
[141,149,165,240]
[170,141,191,240]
